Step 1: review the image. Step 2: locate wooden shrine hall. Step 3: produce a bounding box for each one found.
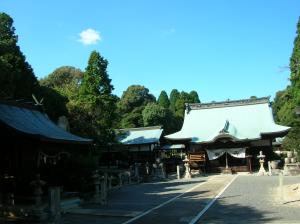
[106,126,163,167]
[165,97,290,173]
[0,100,92,204]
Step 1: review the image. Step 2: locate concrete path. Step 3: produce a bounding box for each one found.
[62,175,234,224]
[124,175,234,224]
[198,176,300,224]
[62,175,300,224]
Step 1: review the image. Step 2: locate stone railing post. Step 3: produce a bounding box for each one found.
[100,174,107,205]
[92,170,100,203]
[177,165,181,179]
[49,187,61,222]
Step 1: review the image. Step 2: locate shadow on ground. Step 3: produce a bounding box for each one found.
[82,179,206,211]
[198,196,279,224]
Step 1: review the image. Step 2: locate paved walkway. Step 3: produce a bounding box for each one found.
[62,175,234,224]
[198,176,300,224]
[124,175,234,224]
[62,175,300,224]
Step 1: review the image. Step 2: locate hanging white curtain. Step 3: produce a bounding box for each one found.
[206,149,226,160]
[227,148,246,158]
[206,148,246,160]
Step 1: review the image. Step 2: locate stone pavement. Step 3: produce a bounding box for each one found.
[125,175,234,224]
[61,174,234,224]
[198,176,300,224]
[62,175,300,224]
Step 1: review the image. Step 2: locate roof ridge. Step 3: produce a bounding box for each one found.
[186,97,270,110]
[117,126,162,132]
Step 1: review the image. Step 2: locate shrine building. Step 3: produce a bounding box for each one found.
[165,97,290,173]
[0,100,92,202]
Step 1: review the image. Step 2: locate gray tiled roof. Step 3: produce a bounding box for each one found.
[0,103,92,144]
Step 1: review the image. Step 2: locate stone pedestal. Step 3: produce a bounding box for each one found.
[152,158,166,180]
[30,174,47,221]
[222,167,233,174]
[283,151,300,176]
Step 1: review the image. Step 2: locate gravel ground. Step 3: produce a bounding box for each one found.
[198,175,300,224]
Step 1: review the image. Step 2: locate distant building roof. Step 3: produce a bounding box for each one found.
[161,144,185,150]
[0,103,92,144]
[118,126,163,145]
[165,97,290,143]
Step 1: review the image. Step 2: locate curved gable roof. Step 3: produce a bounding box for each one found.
[166,97,290,143]
[118,126,163,145]
[0,103,92,144]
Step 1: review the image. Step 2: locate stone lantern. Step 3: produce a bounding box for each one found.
[257,151,267,176]
[183,155,191,179]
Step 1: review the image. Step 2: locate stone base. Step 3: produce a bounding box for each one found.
[221,168,232,174]
[30,208,48,222]
[184,171,192,179]
[257,170,268,176]
[283,164,300,176]
[269,169,281,176]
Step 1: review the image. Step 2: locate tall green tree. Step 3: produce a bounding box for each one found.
[117,85,155,128]
[273,17,300,155]
[0,12,38,99]
[40,66,83,101]
[142,103,166,127]
[72,51,117,147]
[189,90,200,103]
[39,66,84,121]
[169,89,180,112]
[40,66,83,89]
[157,90,170,109]
[79,51,113,100]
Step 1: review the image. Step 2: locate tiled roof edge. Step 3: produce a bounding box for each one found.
[117,126,162,132]
[186,97,270,110]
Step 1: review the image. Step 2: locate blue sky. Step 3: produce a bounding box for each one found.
[1,0,300,102]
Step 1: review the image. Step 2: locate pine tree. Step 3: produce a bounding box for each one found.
[290,18,300,85]
[189,90,200,103]
[0,13,38,99]
[79,51,113,100]
[76,51,117,147]
[273,17,300,156]
[157,90,170,109]
[169,89,180,112]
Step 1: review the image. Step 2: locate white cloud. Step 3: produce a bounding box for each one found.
[78,28,101,45]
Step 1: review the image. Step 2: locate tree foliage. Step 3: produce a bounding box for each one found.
[157,90,170,108]
[189,90,200,103]
[40,66,83,89]
[142,103,166,127]
[79,51,113,99]
[118,85,155,128]
[38,66,84,121]
[0,12,38,99]
[273,17,300,153]
[169,89,180,113]
[69,51,117,147]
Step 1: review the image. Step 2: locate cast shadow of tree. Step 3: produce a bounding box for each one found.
[197,195,279,224]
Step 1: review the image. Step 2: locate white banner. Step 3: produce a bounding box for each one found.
[206,148,246,160]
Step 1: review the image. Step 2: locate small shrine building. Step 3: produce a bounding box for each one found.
[110,126,163,166]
